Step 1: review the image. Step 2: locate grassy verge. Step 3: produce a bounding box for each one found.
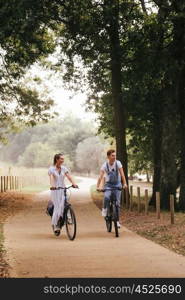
[21,177,82,194]
[91,184,185,256]
[21,185,49,193]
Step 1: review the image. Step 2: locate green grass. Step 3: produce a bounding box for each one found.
[90,185,103,201]
[21,177,82,194]
[21,184,49,193]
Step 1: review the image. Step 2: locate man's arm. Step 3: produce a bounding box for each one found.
[119,167,128,188]
[97,170,105,190]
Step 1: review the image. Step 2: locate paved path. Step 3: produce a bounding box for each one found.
[4,177,185,277]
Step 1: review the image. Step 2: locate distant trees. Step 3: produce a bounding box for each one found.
[75,136,108,175]
[0,115,109,171]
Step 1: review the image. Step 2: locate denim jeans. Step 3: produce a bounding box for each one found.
[103,183,122,220]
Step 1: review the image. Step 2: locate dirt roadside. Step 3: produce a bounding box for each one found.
[0,191,33,277]
[2,177,185,278]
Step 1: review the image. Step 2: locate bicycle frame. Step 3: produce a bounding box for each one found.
[100,187,122,237]
[49,185,77,240]
[50,185,73,206]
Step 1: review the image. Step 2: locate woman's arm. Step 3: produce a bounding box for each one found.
[65,173,78,188]
[49,174,55,188]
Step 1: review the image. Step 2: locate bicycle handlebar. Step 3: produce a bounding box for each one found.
[97,187,123,192]
[50,185,79,190]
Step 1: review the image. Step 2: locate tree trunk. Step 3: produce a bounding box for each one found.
[150,97,163,207]
[178,68,185,210]
[139,0,148,14]
[104,0,128,182]
[172,12,185,210]
[160,85,177,209]
[146,171,150,183]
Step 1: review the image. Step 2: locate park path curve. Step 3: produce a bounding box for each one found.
[4,177,185,278]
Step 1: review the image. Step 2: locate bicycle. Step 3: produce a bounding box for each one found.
[98,187,123,238]
[47,185,78,240]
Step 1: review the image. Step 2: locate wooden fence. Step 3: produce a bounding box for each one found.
[122,185,175,225]
[0,176,22,193]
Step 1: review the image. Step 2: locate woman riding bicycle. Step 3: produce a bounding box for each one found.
[48,153,78,235]
[96,149,127,228]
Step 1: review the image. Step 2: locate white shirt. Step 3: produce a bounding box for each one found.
[48,165,69,188]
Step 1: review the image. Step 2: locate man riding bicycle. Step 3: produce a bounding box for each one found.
[96,149,127,228]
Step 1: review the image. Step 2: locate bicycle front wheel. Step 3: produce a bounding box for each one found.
[65,206,77,240]
[105,216,112,232]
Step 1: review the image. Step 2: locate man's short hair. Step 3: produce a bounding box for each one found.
[107,149,116,157]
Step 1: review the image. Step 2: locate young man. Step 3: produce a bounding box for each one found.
[96,149,127,228]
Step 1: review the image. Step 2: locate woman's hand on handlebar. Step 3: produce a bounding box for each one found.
[72,184,79,188]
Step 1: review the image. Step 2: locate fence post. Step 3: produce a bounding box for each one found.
[170,194,175,224]
[1,176,3,193]
[137,187,141,213]
[15,176,17,190]
[3,176,6,192]
[129,185,133,211]
[125,188,129,209]
[145,189,149,215]
[156,192,160,219]
[13,176,15,190]
[6,176,9,190]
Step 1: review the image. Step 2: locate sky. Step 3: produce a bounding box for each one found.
[27,64,97,122]
[50,87,96,121]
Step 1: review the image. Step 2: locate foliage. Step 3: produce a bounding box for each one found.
[75,136,108,174]
[0,0,57,141]
[0,115,99,169]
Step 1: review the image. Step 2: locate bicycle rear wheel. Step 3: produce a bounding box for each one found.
[65,206,77,240]
[113,204,119,237]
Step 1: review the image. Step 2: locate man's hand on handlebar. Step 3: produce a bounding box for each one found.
[123,183,128,189]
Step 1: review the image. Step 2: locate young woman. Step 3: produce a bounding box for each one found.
[48,153,78,235]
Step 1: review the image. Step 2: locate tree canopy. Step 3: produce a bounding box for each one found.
[1,0,185,209]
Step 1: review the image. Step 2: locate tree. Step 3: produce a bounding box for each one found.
[18,142,54,168]
[0,0,56,141]
[0,115,96,169]
[75,136,107,175]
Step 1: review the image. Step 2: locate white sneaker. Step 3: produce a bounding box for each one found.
[117,221,121,228]
[101,208,107,217]
[67,211,71,218]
